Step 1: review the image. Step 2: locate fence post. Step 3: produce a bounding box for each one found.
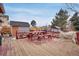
[76,31,79,45]
[16,31,18,39]
[0,35,2,46]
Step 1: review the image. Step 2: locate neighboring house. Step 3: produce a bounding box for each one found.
[10,21,30,37]
[0,3,5,14]
[0,3,5,28]
[0,3,10,34]
[0,15,9,26]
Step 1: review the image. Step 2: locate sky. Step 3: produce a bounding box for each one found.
[3,3,71,26]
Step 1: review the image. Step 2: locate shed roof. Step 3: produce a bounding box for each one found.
[10,21,30,27]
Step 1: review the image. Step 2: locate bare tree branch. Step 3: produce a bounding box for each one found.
[65,3,79,13]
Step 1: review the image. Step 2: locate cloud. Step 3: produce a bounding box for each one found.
[5,7,51,16]
[4,3,62,26]
[29,16,52,26]
[5,6,56,26]
[9,14,52,26]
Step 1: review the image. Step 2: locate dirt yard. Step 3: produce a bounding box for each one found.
[0,38,79,56]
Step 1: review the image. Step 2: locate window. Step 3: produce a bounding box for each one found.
[0,19,3,26]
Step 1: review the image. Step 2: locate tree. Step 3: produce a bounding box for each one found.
[51,8,69,31]
[65,3,79,13]
[70,12,79,31]
[65,4,79,31]
[31,20,36,27]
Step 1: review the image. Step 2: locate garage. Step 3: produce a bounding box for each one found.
[10,21,30,39]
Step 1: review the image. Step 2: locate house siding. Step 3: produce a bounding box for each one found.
[11,27,18,37]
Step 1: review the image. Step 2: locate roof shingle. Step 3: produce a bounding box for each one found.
[10,21,30,27]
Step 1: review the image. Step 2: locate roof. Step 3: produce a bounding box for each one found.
[0,15,9,20]
[0,3,5,14]
[10,21,30,27]
[51,26,60,29]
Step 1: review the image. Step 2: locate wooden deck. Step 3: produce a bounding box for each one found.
[0,38,79,56]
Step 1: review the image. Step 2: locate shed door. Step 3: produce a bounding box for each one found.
[18,27,29,32]
[16,27,29,39]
